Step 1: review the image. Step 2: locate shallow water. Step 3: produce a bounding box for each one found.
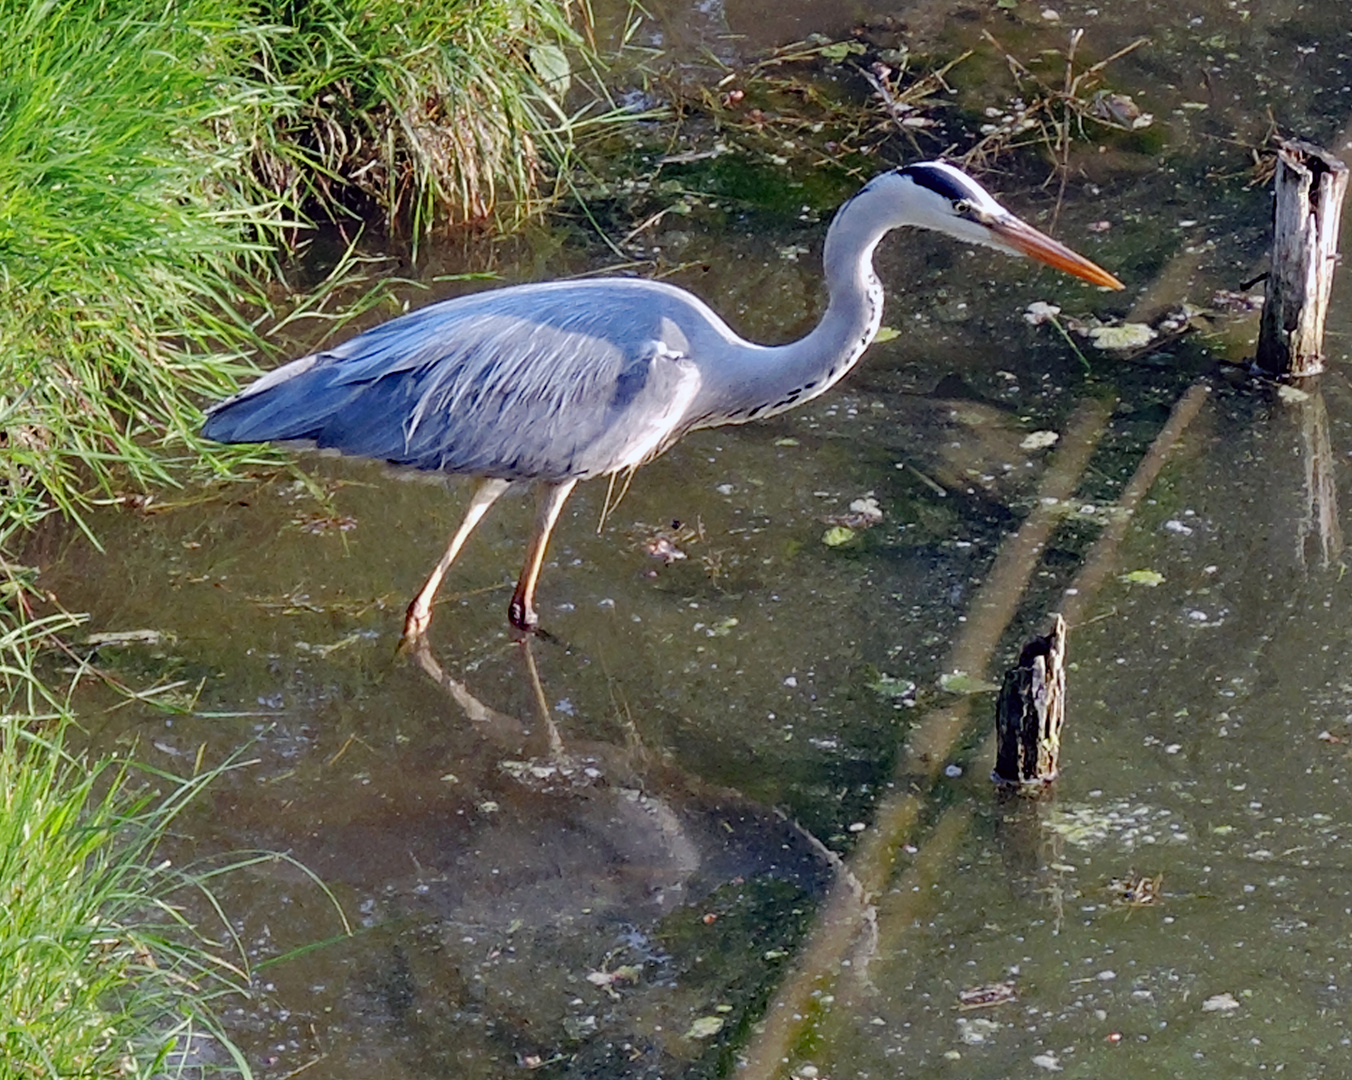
[25,0,1352,1076]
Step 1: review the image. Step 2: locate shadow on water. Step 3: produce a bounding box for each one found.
[22,0,1352,1075]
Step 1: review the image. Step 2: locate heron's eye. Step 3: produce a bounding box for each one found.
[953,199,976,218]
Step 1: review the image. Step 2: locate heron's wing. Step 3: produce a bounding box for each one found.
[204,283,705,480]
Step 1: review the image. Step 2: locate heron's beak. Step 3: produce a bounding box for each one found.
[989,215,1125,290]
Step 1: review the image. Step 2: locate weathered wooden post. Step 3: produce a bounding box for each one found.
[992,615,1066,792]
[1256,140,1349,377]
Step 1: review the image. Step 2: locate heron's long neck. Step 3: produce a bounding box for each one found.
[692,193,892,427]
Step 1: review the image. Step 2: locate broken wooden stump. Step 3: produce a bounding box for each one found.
[992,615,1066,792]
[1256,140,1349,377]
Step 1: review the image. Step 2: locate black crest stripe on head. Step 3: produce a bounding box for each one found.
[896,162,975,203]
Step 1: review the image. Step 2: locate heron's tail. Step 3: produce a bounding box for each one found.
[202,352,432,466]
[201,354,331,444]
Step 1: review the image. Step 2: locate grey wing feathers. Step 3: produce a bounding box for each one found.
[203,282,705,481]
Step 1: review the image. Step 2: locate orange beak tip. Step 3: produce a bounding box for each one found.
[994,217,1125,292]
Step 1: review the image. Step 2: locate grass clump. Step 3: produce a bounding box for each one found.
[0,0,594,538]
[243,0,596,238]
[0,716,254,1078]
[0,0,283,532]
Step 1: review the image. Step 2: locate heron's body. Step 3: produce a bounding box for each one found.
[205,162,1122,642]
[208,278,794,482]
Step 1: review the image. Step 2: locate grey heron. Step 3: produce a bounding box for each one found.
[204,161,1123,646]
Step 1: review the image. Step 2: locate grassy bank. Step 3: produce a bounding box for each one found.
[243,0,591,236]
[0,0,276,535]
[0,0,590,543]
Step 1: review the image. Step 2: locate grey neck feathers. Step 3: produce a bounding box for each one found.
[690,185,894,428]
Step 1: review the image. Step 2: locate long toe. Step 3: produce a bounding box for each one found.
[508,598,539,633]
[400,601,433,650]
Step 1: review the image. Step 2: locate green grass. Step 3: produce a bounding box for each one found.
[241,0,598,239]
[0,595,352,1079]
[0,0,595,543]
[0,714,256,1078]
[0,0,285,536]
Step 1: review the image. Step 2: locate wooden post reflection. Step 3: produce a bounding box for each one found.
[1291,384,1344,569]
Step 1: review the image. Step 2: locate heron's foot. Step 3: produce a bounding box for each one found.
[509,621,555,644]
[398,599,434,654]
[508,596,540,634]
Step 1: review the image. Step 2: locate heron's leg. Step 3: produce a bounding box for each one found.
[508,478,579,631]
[401,477,510,647]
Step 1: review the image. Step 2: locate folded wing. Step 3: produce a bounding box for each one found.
[204,282,704,481]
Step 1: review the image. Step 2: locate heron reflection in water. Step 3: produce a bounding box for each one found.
[204,161,1123,645]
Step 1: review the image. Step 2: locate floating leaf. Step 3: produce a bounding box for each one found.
[587,965,641,988]
[822,525,856,547]
[1020,430,1059,451]
[874,325,901,343]
[869,674,917,698]
[1023,300,1061,325]
[1089,323,1157,350]
[1277,384,1311,404]
[85,629,174,647]
[685,1015,725,1039]
[849,495,883,520]
[940,672,1000,694]
[958,981,1017,1009]
[530,44,571,95]
[1121,568,1165,587]
[825,495,883,530]
[644,535,686,562]
[959,1016,1002,1044]
[819,40,866,61]
[1090,90,1152,129]
[1202,992,1240,1013]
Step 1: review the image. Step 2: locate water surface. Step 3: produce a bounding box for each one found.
[26,0,1352,1075]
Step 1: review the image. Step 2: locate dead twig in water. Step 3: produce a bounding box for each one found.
[965,31,1151,223]
[858,51,973,153]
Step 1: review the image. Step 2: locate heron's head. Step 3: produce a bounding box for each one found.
[867,161,1124,290]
